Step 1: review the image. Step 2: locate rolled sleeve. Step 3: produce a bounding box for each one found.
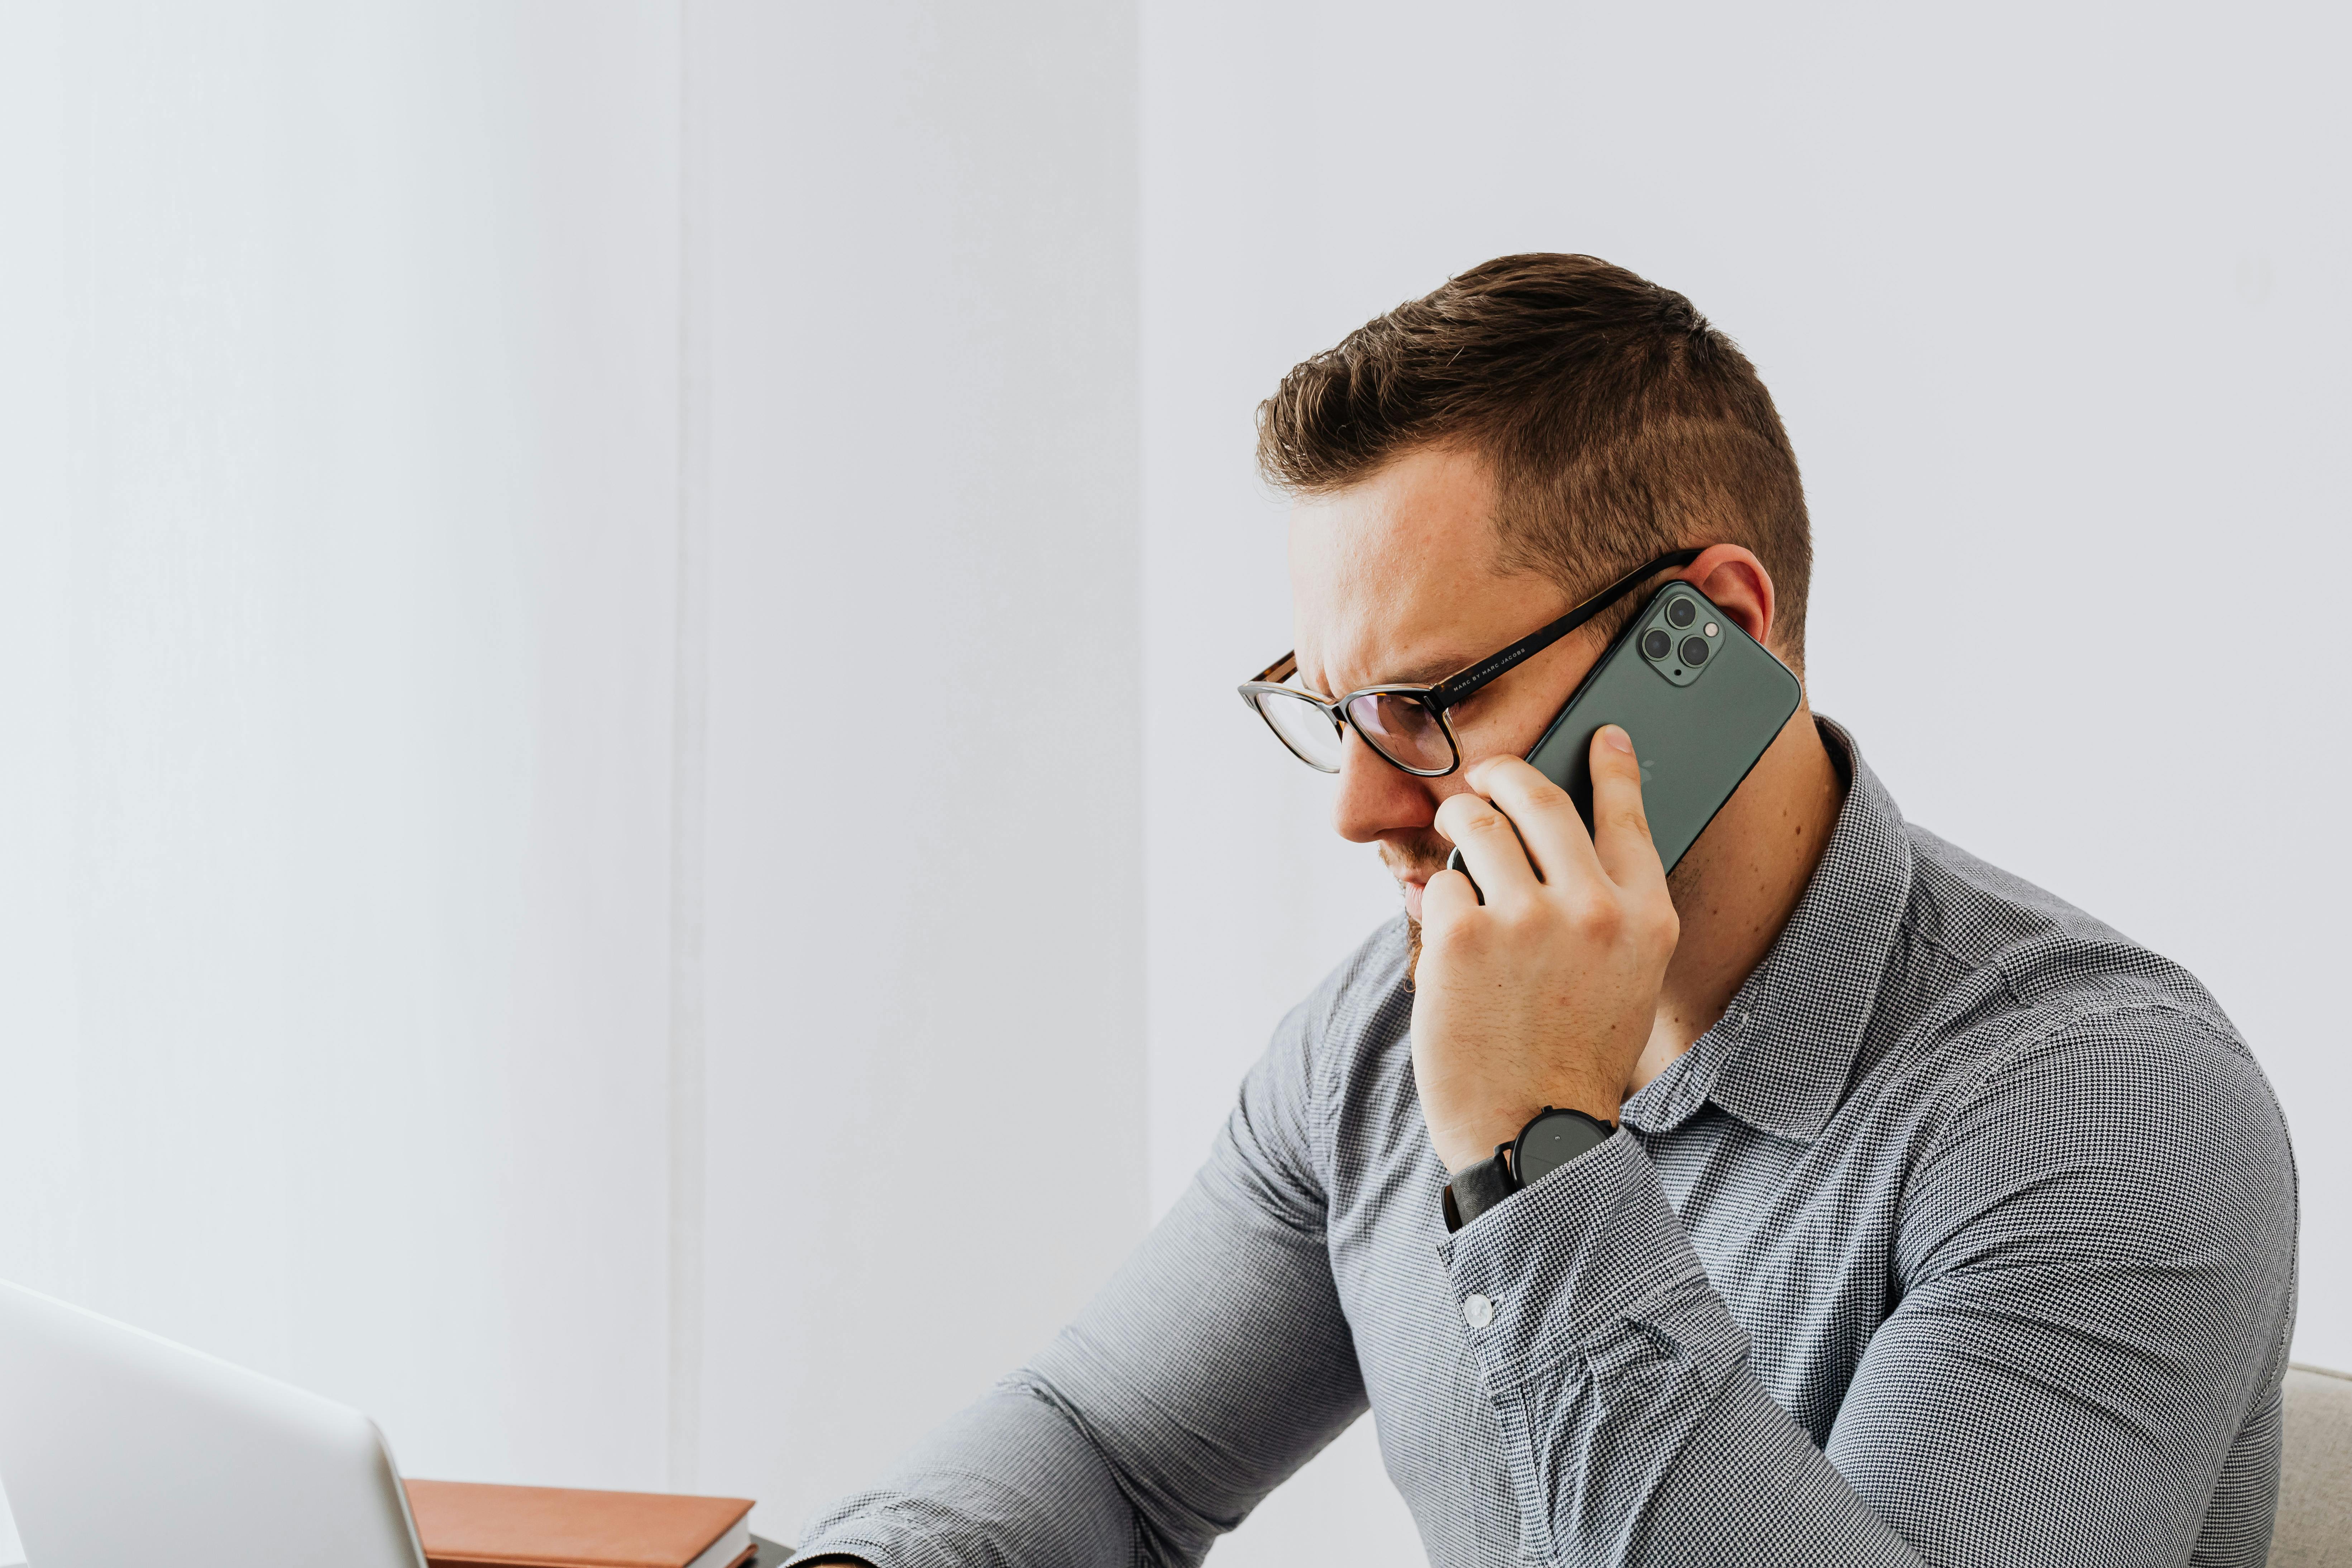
[1438,1132,1755,1564]
[1440,1131,1746,1391]
[785,1386,1140,1568]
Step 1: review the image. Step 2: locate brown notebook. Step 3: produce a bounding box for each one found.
[405,1480,758,1568]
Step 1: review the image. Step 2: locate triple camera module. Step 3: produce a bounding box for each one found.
[1639,591,1719,688]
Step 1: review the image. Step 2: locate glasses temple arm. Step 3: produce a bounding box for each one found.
[1426,547,1705,708]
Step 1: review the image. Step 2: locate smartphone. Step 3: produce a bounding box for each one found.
[1446,581,1802,883]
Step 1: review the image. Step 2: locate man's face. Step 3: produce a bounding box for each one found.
[1287,445,1611,924]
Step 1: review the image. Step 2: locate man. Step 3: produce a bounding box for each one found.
[792,255,2298,1567]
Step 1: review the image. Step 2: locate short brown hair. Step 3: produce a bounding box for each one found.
[1256,254,1813,663]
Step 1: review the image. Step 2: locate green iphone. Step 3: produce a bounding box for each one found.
[1450,581,1803,881]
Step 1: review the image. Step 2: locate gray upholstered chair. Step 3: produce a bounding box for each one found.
[2273,1364,2352,1565]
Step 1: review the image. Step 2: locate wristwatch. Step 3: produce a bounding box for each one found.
[1442,1105,1616,1233]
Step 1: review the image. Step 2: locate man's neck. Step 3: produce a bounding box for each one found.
[1628,706,1847,1098]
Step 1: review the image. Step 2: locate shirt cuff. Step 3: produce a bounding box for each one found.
[1435,1129,1747,1396]
[782,1531,895,1568]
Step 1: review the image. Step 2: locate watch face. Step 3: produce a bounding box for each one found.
[1514,1109,1612,1188]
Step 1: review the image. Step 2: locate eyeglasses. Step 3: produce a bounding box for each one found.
[1238,548,1704,777]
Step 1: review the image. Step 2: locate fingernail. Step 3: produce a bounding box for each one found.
[1601,725,1634,754]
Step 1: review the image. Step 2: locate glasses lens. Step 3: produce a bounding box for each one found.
[1253,688,1344,771]
[1344,692,1455,773]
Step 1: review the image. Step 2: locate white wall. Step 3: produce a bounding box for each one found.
[0,0,683,1487]
[3,1,2344,1564]
[684,0,1144,1534]
[1141,3,2351,1562]
[0,0,1143,1548]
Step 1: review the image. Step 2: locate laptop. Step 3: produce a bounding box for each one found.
[0,1278,425,1568]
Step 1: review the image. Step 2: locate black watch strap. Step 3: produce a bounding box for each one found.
[1442,1105,1617,1233]
[1441,1148,1516,1233]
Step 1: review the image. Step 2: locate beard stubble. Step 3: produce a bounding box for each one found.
[1380,830,1453,988]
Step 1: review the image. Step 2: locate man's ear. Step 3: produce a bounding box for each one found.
[1682,545,1775,651]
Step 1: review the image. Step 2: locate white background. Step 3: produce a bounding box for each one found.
[0,0,1142,1544]
[1,2,2344,1563]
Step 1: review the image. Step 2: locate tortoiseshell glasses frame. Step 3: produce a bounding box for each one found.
[1236,548,1703,777]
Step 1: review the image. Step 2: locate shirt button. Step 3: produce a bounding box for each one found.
[1462,1294,1495,1329]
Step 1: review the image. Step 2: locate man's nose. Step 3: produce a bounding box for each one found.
[1330,728,1440,845]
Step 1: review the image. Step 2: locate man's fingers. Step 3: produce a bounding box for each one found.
[1434,737,1663,921]
[1433,788,1541,905]
[1466,754,1601,887]
[1419,865,1480,928]
[1586,725,1668,894]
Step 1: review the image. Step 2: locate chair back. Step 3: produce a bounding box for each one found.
[2274,1364,2352,1566]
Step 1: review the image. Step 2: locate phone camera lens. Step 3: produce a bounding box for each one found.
[1641,628,1673,660]
[1665,597,1697,628]
[1679,635,1710,666]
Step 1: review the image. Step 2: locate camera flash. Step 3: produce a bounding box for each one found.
[1704,623,1719,637]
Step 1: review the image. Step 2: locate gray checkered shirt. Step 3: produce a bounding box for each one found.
[794,722,2299,1567]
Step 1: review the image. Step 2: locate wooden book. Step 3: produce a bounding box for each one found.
[405,1480,757,1568]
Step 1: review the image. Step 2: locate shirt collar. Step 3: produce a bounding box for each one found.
[1621,717,1914,1144]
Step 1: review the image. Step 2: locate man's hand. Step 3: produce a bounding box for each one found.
[1411,726,1679,1174]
